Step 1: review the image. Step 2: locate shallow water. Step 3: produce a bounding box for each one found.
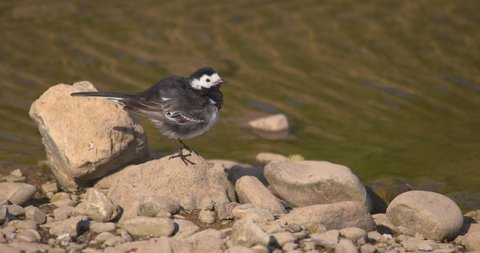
[0,1,479,209]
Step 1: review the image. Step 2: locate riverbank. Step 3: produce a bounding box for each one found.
[0,153,479,253]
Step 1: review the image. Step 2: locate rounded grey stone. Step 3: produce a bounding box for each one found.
[235,176,285,215]
[0,183,36,205]
[265,160,368,207]
[122,217,175,237]
[386,190,463,241]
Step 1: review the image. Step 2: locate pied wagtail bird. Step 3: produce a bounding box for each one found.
[71,67,227,164]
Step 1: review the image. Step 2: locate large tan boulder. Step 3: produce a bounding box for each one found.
[95,153,236,222]
[29,81,149,191]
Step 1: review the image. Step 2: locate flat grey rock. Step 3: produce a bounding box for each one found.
[279,201,374,231]
[121,217,175,237]
[44,215,89,236]
[264,160,368,207]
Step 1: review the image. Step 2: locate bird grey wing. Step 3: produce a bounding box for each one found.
[125,98,204,125]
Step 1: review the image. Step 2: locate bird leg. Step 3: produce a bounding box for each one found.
[178,139,196,154]
[169,139,195,165]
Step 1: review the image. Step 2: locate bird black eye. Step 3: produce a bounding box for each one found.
[206,79,210,82]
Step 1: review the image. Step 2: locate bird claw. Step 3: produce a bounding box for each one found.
[169,139,197,165]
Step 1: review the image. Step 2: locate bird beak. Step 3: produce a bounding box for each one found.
[217,79,228,85]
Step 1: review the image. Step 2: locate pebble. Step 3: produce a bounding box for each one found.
[199,209,216,224]
[287,223,303,233]
[372,213,396,234]
[41,182,58,194]
[0,183,36,205]
[310,230,339,249]
[50,192,71,203]
[231,219,270,247]
[119,228,133,242]
[56,233,72,246]
[122,217,175,237]
[360,243,376,253]
[340,227,367,242]
[259,221,284,234]
[172,219,200,239]
[89,222,116,233]
[94,232,115,243]
[282,242,299,251]
[235,176,286,215]
[16,229,40,243]
[293,230,309,240]
[8,220,38,230]
[73,188,120,222]
[1,169,26,182]
[216,202,239,220]
[137,195,181,216]
[53,206,74,221]
[198,197,215,210]
[46,215,89,236]
[255,152,288,164]
[7,204,25,216]
[248,113,289,132]
[25,206,47,224]
[103,236,125,247]
[335,239,358,253]
[273,231,295,246]
[232,204,274,223]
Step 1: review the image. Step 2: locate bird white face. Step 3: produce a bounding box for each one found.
[190,73,222,90]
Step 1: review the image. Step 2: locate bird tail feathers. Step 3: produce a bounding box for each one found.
[70,92,135,101]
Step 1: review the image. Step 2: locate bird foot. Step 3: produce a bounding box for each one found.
[169,149,195,165]
[169,139,197,165]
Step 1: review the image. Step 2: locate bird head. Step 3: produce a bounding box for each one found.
[189,67,228,90]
